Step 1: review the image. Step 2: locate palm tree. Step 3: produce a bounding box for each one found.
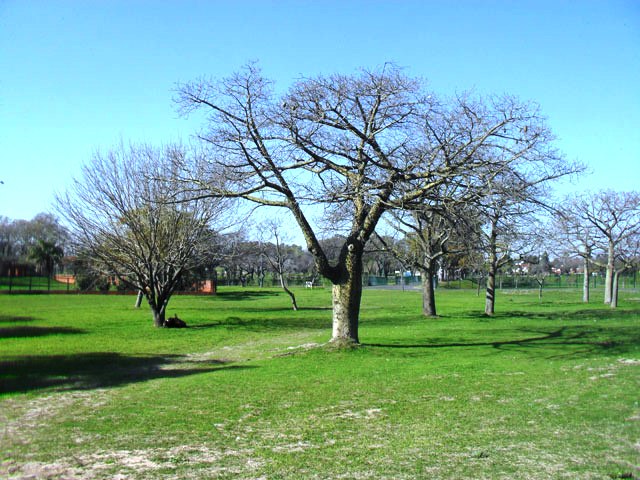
[29,240,64,290]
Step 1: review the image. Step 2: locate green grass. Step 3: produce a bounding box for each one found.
[1,287,639,479]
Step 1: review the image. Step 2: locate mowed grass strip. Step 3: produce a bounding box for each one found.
[1,287,639,479]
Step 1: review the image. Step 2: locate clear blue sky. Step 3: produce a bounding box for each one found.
[1,0,639,222]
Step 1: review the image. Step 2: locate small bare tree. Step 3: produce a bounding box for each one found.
[260,220,299,310]
[57,143,229,327]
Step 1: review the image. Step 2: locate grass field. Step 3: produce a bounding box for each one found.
[1,287,639,479]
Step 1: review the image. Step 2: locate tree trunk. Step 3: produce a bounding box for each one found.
[148,293,168,327]
[280,274,298,311]
[604,240,614,304]
[135,290,144,308]
[211,268,218,295]
[330,249,363,345]
[152,307,166,327]
[485,264,496,315]
[484,236,498,316]
[582,257,590,303]
[421,265,437,317]
[484,219,498,316]
[610,270,622,309]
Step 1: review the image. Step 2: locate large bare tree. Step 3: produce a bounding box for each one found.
[175,64,568,344]
[58,143,228,327]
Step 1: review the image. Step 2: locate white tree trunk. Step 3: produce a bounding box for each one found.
[582,257,590,303]
[604,241,614,304]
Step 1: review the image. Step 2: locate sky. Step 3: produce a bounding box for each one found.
[1,0,639,226]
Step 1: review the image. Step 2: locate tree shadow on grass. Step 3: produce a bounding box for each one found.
[0,326,86,338]
[215,290,281,301]
[0,352,255,395]
[192,314,331,331]
[363,324,640,359]
[364,327,568,349]
[463,308,640,322]
[0,315,38,324]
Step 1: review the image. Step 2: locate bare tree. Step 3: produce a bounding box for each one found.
[57,143,229,327]
[610,230,640,308]
[560,191,640,305]
[378,195,475,316]
[175,64,570,344]
[475,161,582,315]
[478,183,537,315]
[260,220,299,310]
[527,251,551,299]
[554,200,599,303]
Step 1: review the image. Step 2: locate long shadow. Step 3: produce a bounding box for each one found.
[0,352,255,395]
[559,308,640,320]
[454,307,640,323]
[215,290,281,301]
[192,314,331,331]
[0,315,38,324]
[364,327,567,349]
[0,326,86,338]
[363,324,640,358]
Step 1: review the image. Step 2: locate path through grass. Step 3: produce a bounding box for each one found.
[1,288,639,479]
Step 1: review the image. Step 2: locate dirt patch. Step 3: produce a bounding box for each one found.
[1,390,110,448]
[1,445,263,479]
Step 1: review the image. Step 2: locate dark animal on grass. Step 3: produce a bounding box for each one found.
[164,314,187,328]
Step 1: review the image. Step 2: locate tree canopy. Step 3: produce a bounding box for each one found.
[57,143,231,326]
[174,63,575,343]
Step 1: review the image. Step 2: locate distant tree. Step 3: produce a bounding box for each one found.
[260,220,299,310]
[528,251,551,299]
[610,231,640,308]
[175,63,570,344]
[27,239,64,290]
[478,184,532,316]
[28,239,64,277]
[363,235,400,279]
[559,191,640,305]
[474,166,578,315]
[0,213,68,263]
[57,143,229,327]
[378,196,475,316]
[553,201,599,303]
